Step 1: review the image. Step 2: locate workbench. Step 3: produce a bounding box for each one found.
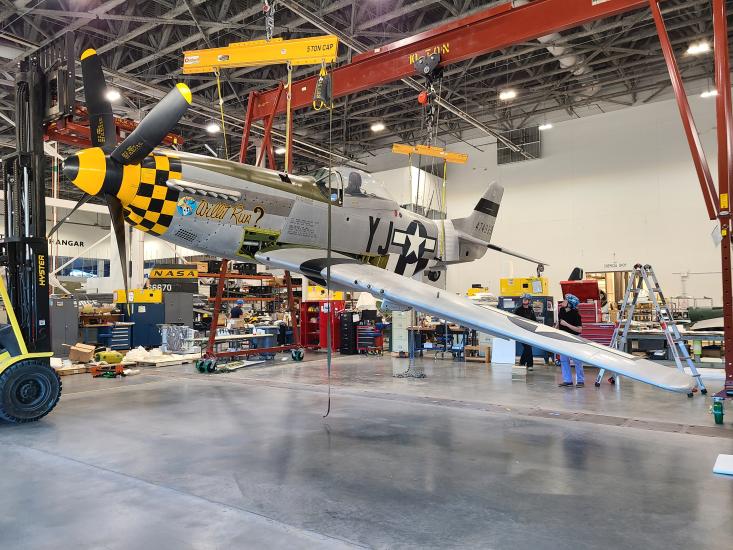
[407,325,471,359]
[625,330,724,363]
[194,329,281,358]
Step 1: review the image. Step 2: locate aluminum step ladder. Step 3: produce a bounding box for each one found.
[595,264,706,396]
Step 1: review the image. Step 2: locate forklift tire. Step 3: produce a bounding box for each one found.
[291,349,304,361]
[206,360,217,373]
[0,361,61,423]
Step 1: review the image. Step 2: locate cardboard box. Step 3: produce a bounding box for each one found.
[67,343,97,363]
[229,318,246,329]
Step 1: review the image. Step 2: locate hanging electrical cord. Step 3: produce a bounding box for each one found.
[214,68,229,159]
[323,64,334,418]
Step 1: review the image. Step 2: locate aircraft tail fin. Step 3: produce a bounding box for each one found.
[452,182,504,243]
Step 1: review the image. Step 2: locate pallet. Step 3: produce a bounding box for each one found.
[464,345,491,364]
[214,359,265,372]
[133,352,202,368]
[54,364,90,376]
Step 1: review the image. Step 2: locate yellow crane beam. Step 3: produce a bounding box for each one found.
[182,36,339,74]
[392,143,468,164]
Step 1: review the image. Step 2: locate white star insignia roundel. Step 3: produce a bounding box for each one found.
[392,222,436,262]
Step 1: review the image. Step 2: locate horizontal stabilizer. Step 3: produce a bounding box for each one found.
[487,243,549,266]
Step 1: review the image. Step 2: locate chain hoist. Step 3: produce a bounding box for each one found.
[414,52,442,145]
[263,0,275,41]
[313,60,333,111]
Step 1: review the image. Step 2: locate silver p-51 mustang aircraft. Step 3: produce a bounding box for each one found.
[55,49,694,394]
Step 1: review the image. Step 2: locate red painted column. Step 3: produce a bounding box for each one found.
[713,0,733,391]
[648,0,718,220]
[239,91,256,163]
[206,259,229,358]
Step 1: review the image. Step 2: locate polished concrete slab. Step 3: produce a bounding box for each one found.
[1,354,732,549]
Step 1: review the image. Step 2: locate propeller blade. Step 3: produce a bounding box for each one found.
[47,193,92,238]
[80,48,117,150]
[106,194,130,314]
[110,84,191,165]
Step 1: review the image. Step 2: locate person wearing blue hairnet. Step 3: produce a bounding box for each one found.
[229,299,245,320]
[513,293,537,370]
[557,293,584,387]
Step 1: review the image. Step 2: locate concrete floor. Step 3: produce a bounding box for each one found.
[1,354,732,550]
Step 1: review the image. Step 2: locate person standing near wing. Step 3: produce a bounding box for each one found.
[513,293,537,370]
[557,293,585,387]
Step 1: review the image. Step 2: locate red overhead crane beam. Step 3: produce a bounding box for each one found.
[45,106,183,148]
[251,0,665,120]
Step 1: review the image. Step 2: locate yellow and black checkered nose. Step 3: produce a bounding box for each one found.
[120,155,182,236]
[62,148,182,237]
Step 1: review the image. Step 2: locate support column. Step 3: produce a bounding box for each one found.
[130,229,145,290]
[713,0,733,392]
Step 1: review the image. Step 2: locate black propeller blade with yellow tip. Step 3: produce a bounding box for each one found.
[80,48,116,151]
[47,193,93,238]
[55,47,192,308]
[110,83,191,165]
[105,194,130,308]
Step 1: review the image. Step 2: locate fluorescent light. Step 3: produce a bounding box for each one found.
[499,89,517,101]
[105,89,121,102]
[370,122,386,132]
[687,41,710,55]
[205,121,220,133]
[275,146,286,155]
[701,89,719,98]
[539,123,553,131]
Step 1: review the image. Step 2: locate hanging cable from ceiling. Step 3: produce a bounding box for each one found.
[322,61,334,418]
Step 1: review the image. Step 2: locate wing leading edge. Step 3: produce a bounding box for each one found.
[255,248,694,394]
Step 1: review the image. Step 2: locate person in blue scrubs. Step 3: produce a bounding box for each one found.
[557,293,584,387]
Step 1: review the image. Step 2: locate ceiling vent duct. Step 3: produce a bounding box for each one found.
[497,126,541,165]
[512,0,600,96]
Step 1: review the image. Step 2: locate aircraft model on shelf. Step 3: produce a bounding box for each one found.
[54,49,695,395]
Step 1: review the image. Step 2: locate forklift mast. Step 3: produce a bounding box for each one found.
[1,35,74,353]
[1,58,51,353]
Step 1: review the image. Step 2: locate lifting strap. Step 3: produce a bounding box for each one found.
[214,68,229,159]
[284,62,292,173]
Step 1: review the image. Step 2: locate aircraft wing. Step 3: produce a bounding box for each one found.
[255,247,694,394]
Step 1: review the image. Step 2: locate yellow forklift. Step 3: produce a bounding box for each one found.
[0,274,59,422]
[0,46,66,422]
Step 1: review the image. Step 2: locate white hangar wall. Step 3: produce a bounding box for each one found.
[371,94,724,304]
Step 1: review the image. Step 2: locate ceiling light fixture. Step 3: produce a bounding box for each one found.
[499,89,517,101]
[701,89,719,98]
[686,41,711,55]
[205,121,220,133]
[539,123,553,131]
[275,146,286,155]
[105,89,121,102]
[370,122,386,132]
